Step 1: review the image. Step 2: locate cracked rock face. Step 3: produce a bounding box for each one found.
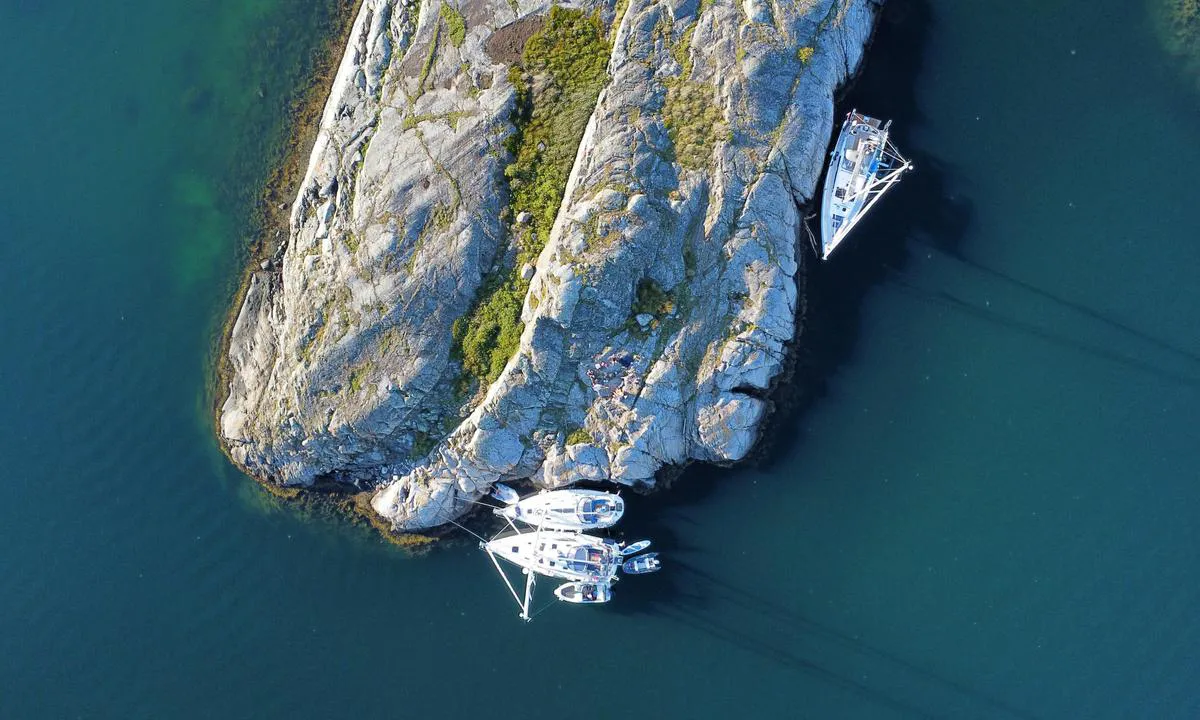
[220,0,882,529]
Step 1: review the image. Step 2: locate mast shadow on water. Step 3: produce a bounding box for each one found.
[755,0,975,471]
[603,557,1042,720]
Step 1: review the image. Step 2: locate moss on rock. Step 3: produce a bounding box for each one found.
[452,7,611,388]
[439,4,467,48]
[663,24,726,169]
[566,426,593,445]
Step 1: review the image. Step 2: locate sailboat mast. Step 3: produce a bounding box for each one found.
[520,571,536,622]
[842,165,908,237]
[485,548,527,613]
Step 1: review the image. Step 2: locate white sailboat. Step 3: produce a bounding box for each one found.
[479,484,658,621]
[818,110,913,259]
[492,486,625,531]
[482,529,624,620]
[486,530,624,584]
[479,511,659,621]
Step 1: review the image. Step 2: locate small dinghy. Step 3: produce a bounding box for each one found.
[620,539,651,556]
[496,488,624,531]
[554,581,613,604]
[621,552,661,575]
[490,483,521,505]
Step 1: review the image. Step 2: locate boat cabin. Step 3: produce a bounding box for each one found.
[818,110,911,259]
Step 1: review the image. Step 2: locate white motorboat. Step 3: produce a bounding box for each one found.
[494,488,624,531]
[621,552,661,575]
[818,110,913,259]
[554,581,613,604]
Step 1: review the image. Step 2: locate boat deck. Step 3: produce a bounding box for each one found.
[819,111,903,259]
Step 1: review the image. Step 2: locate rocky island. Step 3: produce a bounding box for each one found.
[218,0,883,533]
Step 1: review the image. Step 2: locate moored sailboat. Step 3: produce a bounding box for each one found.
[481,528,624,621]
[492,486,625,531]
[479,482,658,621]
[818,110,913,259]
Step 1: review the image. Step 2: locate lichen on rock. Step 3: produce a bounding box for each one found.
[219,0,885,531]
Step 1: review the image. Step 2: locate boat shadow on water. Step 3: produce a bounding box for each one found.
[592,487,1036,718]
[594,4,1031,718]
[582,2,1197,716]
[755,0,976,471]
[856,0,1199,386]
[760,0,1200,470]
[603,559,1042,720]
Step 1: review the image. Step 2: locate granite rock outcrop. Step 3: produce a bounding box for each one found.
[220,0,883,530]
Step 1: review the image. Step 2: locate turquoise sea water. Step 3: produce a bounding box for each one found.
[2,1,1199,717]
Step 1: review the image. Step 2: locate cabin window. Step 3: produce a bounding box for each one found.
[834,188,846,200]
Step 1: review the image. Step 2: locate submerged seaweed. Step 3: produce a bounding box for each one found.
[1150,0,1200,87]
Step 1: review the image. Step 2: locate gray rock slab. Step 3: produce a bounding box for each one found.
[219,0,884,530]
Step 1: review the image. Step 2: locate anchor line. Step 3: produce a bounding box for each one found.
[529,594,561,619]
[802,214,821,256]
[447,518,490,545]
[465,497,503,510]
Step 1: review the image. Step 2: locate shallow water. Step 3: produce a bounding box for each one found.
[2,1,1199,717]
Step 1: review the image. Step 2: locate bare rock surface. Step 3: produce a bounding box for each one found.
[220,0,883,529]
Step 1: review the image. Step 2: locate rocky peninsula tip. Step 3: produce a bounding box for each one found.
[218,0,885,533]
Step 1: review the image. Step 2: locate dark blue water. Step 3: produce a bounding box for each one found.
[2,1,1199,718]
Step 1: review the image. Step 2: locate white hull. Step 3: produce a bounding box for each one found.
[496,488,624,531]
[621,552,661,575]
[554,582,613,604]
[485,531,622,584]
[479,490,657,621]
[819,111,911,259]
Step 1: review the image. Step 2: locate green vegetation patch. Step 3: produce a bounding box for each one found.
[402,110,468,131]
[507,8,611,248]
[633,277,675,317]
[451,273,525,384]
[299,314,328,363]
[418,21,442,93]
[377,326,403,355]
[410,430,437,456]
[565,426,593,445]
[663,24,726,169]
[440,4,467,48]
[347,360,374,395]
[451,7,611,388]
